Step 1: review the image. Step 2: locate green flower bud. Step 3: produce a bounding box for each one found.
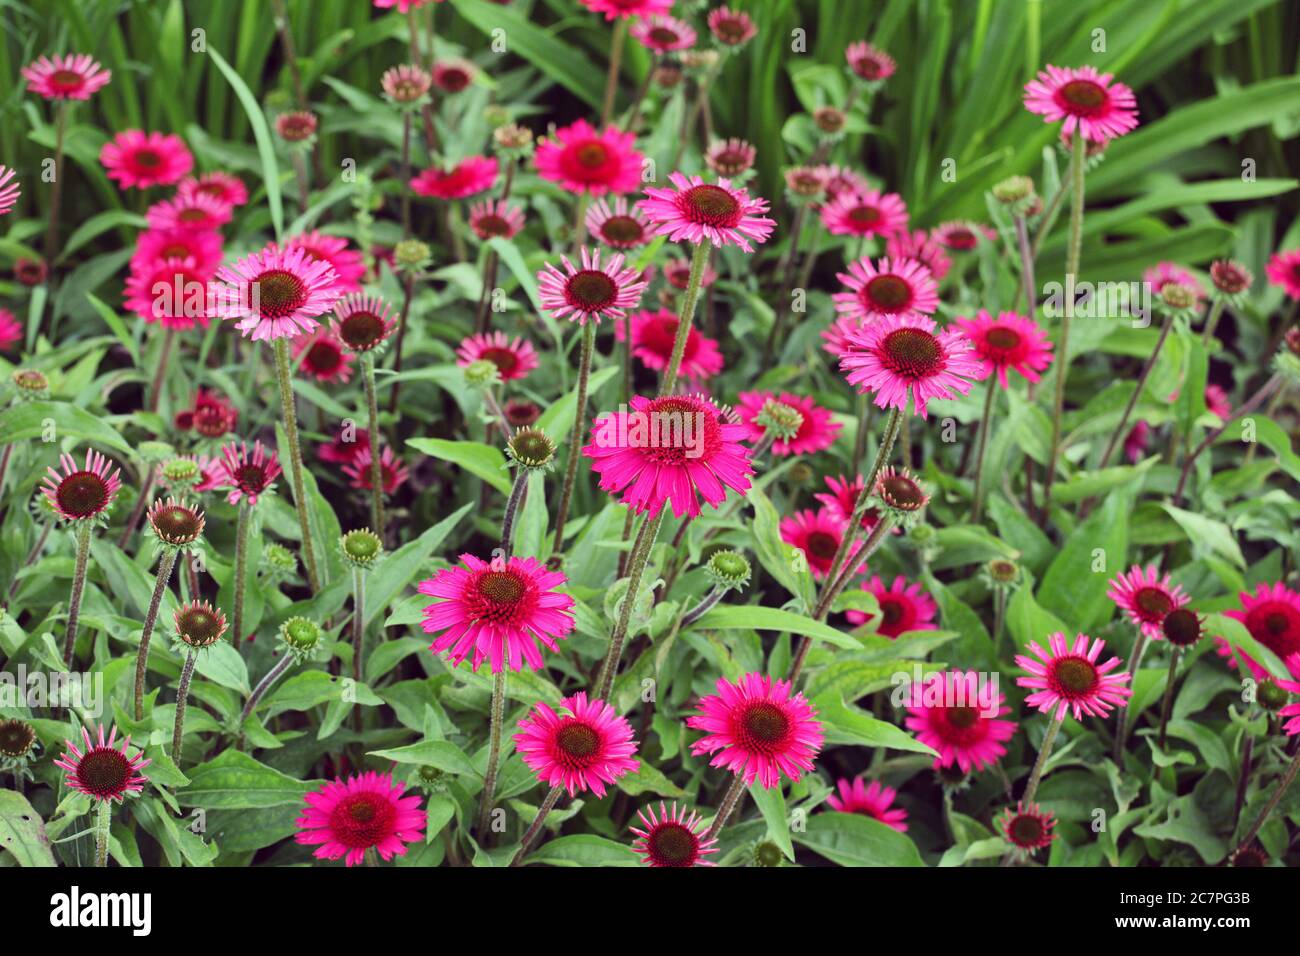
[340,528,384,570]
[506,427,557,471]
[705,549,751,592]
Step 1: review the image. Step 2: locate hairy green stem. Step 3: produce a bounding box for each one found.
[705,775,747,840]
[549,321,595,565]
[1113,631,1148,761]
[61,522,93,668]
[362,355,385,536]
[1022,714,1062,804]
[172,650,198,762]
[231,501,250,648]
[1232,748,1300,861]
[1156,647,1182,750]
[477,669,507,838]
[273,338,321,592]
[134,549,178,721]
[970,375,998,522]
[509,785,562,866]
[94,799,111,868]
[595,511,664,700]
[660,240,712,395]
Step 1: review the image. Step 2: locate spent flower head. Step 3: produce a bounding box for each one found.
[506,427,558,472]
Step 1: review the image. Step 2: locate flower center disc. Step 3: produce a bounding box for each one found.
[57,471,110,518]
[308,342,342,372]
[178,207,209,224]
[236,464,268,493]
[476,215,511,237]
[882,475,924,508]
[946,705,978,729]
[984,326,1021,351]
[600,216,644,244]
[134,150,161,168]
[740,701,790,748]
[77,748,131,797]
[178,609,222,646]
[1010,813,1043,845]
[683,184,740,226]
[805,531,839,560]
[567,270,617,311]
[255,269,308,319]
[865,275,913,311]
[649,823,696,866]
[1053,656,1099,696]
[848,204,881,226]
[51,69,84,89]
[340,312,384,350]
[556,722,600,760]
[1059,79,1107,113]
[331,793,395,848]
[478,570,525,605]
[880,600,904,627]
[649,28,679,45]
[153,506,200,540]
[481,347,519,375]
[880,327,942,378]
[1133,587,1173,619]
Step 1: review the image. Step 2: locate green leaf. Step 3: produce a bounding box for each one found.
[364,503,473,628]
[814,695,938,756]
[1038,490,1131,631]
[535,365,619,439]
[407,438,512,495]
[746,484,815,610]
[207,45,282,239]
[523,834,640,867]
[0,401,134,456]
[0,790,56,866]
[177,750,315,810]
[793,811,924,867]
[748,783,794,861]
[615,762,686,799]
[690,604,859,649]
[368,740,478,777]
[1161,504,1245,569]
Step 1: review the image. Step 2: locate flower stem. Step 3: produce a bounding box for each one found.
[595,510,664,701]
[1202,298,1226,346]
[762,204,807,364]
[148,327,177,414]
[599,17,627,126]
[1014,214,1036,317]
[238,652,295,741]
[351,567,366,686]
[134,549,178,721]
[362,354,385,536]
[660,239,712,395]
[1173,373,1284,507]
[400,112,412,239]
[117,467,155,549]
[477,669,507,838]
[1113,631,1148,761]
[387,271,417,413]
[970,375,998,522]
[1096,308,1175,473]
[94,799,111,868]
[273,337,321,592]
[1022,714,1062,804]
[61,522,93,668]
[549,321,595,565]
[1156,647,1182,750]
[1232,747,1300,861]
[1042,132,1086,523]
[231,500,251,648]
[509,784,562,866]
[681,586,725,628]
[44,101,68,263]
[172,650,197,762]
[705,775,747,840]
[501,469,528,557]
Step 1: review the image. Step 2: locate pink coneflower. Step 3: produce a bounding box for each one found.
[186,389,239,439]
[1144,262,1205,303]
[779,508,862,581]
[840,312,982,419]
[834,256,939,322]
[784,164,829,198]
[343,445,409,494]
[1024,64,1138,144]
[42,450,122,522]
[1107,565,1188,640]
[998,801,1057,854]
[534,119,644,196]
[216,441,281,506]
[282,231,367,293]
[822,165,871,203]
[707,6,758,46]
[332,293,397,354]
[418,553,575,672]
[53,725,148,803]
[505,399,541,428]
[615,308,724,382]
[123,256,215,330]
[21,53,112,100]
[735,391,841,456]
[820,315,862,359]
[664,256,719,290]
[374,0,439,12]
[0,166,19,215]
[584,393,753,519]
[291,329,354,384]
[848,574,938,636]
[688,673,822,789]
[630,802,718,867]
[381,63,432,103]
[579,0,672,20]
[586,197,650,249]
[1205,384,1231,419]
[814,473,895,536]
[845,42,895,83]
[132,227,223,273]
[631,15,697,53]
[1,309,23,352]
[456,331,538,382]
[514,692,638,796]
[410,155,498,199]
[177,171,248,207]
[826,778,907,831]
[1015,632,1133,720]
[955,310,1054,388]
[468,199,525,241]
[1265,249,1300,301]
[819,189,909,239]
[213,244,341,341]
[294,771,425,867]
[431,59,475,94]
[905,670,1017,773]
[1124,420,1150,464]
[274,110,317,143]
[705,138,757,178]
[1279,671,1300,736]
[931,220,991,251]
[886,229,951,281]
[538,246,647,325]
[99,130,193,190]
[318,425,370,465]
[1221,583,1300,680]
[639,173,775,251]
[146,192,232,232]
[15,257,46,284]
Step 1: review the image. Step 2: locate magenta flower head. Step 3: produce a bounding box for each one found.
[177,171,249,208]
[514,692,639,797]
[410,156,498,200]
[736,391,841,457]
[846,42,895,83]
[687,672,824,789]
[0,166,19,216]
[826,777,908,831]
[216,440,282,506]
[631,15,697,54]
[54,724,149,803]
[1220,582,1300,681]
[583,393,754,519]
[534,119,645,196]
[615,308,724,382]
[417,553,576,673]
[904,670,1017,774]
[840,312,983,419]
[707,6,758,46]
[22,53,112,100]
[332,293,397,354]
[638,173,775,251]
[1023,64,1138,145]
[212,244,341,341]
[630,802,718,868]
[834,255,939,323]
[779,508,863,581]
[42,450,122,523]
[580,0,672,19]
[954,310,1054,389]
[538,246,647,325]
[99,130,193,190]
[295,771,425,867]
[819,188,909,239]
[146,192,232,233]
[1016,632,1133,721]
[998,801,1057,857]
[586,197,651,250]
[456,331,539,382]
[1266,249,1300,302]
[1106,564,1189,641]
